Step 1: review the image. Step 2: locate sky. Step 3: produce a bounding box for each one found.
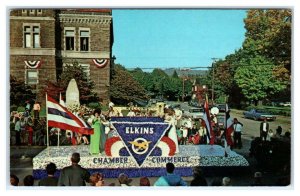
[112,9,247,70]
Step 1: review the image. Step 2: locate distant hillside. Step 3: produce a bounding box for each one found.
[163,68,208,77]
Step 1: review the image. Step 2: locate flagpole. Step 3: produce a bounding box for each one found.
[58,92,62,147]
[46,92,49,147]
[205,94,209,144]
[207,94,214,148]
[224,101,227,150]
[224,100,227,156]
[57,128,60,147]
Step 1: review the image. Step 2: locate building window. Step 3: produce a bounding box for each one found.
[22,9,27,15]
[33,26,40,48]
[65,30,75,50]
[24,25,40,48]
[29,9,35,15]
[24,26,31,48]
[26,70,38,85]
[79,30,90,51]
[37,9,42,15]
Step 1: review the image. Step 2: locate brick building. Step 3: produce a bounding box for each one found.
[10,9,114,104]
[191,78,207,106]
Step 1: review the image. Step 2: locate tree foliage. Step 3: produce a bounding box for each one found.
[129,68,153,93]
[210,9,291,106]
[110,64,149,105]
[10,75,35,108]
[58,62,99,104]
[244,9,291,72]
[234,55,287,104]
[172,70,179,78]
[129,68,194,101]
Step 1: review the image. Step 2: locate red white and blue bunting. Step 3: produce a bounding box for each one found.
[24,61,41,69]
[92,58,109,68]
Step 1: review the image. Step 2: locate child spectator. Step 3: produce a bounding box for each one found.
[23,175,34,186]
[139,177,150,186]
[10,174,19,186]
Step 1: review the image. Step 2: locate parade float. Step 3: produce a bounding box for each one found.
[33,116,249,178]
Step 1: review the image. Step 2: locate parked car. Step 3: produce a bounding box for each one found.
[184,108,203,120]
[216,113,226,130]
[134,99,149,107]
[149,99,157,104]
[189,101,202,108]
[279,102,291,107]
[214,104,227,112]
[243,109,276,121]
[169,103,181,109]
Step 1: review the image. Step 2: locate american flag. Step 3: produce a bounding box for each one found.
[202,95,214,144]
[225,103,234,147]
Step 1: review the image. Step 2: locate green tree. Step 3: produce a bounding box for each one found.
[150,68,189,101]
[244,9,291,72]
[211,9,291,106]
[130,67,201,101]
[58,62,99,104]
[130,68,154,93]
[150,69,169,97]
[172,70,179,78]
[234,55,287,105]
[110,64,148,105]
[211,50,247,105]
[10,75,35,109]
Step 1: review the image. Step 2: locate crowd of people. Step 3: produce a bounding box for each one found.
[10,99,216,147]
[10,100,291,152]
[10,101,43,146]
[45,102,216,154]
[10,152,290,187]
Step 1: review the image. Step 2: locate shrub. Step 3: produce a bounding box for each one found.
[88,102,101,109]
[17,106,25,112]
[10,105,18,112]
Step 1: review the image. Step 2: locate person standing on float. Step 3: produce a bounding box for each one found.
[90,109,102,155]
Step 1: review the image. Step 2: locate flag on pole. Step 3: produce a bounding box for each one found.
[202,95,214,144]
[46,95,93,135]
[225,103,234,147]
[59,92,66,107]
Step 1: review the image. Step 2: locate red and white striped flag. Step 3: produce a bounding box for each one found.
[202,95,214,144]
[47,95,93,135]
[225,104,234,147]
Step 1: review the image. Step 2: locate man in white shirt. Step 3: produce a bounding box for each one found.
[233,118,243,149]
[260,118,269,141]
[127,109,136,117]
[181,125,189,145]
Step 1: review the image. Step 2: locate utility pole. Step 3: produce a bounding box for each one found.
[211,58,221,105]
[211,58,217,105]
[182,78,185,102]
